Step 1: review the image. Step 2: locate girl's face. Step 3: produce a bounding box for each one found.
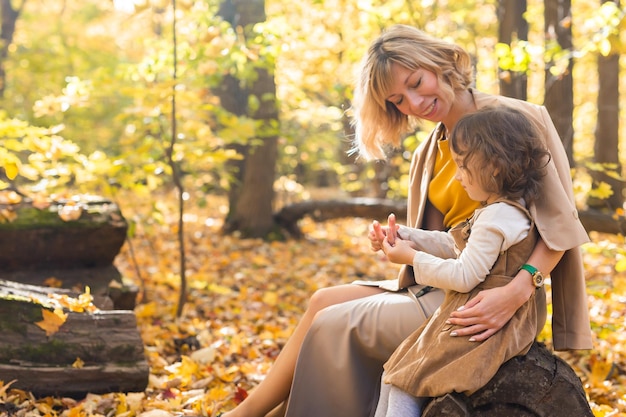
[451,149,496,204]
[385,63,452,123]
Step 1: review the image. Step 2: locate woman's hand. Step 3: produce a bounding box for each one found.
[447,281,531,341]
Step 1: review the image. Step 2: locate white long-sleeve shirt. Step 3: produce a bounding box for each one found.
[396,202,530,293]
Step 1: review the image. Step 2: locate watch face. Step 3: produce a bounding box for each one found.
[533,272,545,287]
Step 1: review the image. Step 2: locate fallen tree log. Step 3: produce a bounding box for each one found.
[422,342,592,417]
[274,198,625,236]
[275,198,408,237]
[0,196,127,270]
[0,279,148,398]
[0,196,137,310]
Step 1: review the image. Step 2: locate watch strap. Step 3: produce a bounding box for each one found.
[519,263,538,275]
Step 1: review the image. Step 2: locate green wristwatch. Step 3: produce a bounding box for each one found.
[520,264,545,288]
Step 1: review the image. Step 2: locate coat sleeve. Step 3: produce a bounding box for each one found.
[497,97,592,350]
[529,105,589,250]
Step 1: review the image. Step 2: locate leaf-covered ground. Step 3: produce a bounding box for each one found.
[2,194,626,417]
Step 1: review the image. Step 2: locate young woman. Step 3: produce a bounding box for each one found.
[374,106,550,416]
[222,25,591,417]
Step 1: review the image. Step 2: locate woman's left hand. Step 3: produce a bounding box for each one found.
[446,285,522,341]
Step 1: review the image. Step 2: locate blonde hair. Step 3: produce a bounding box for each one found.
[351,25,474,160]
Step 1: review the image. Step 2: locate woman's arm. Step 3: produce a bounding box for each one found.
[447,238,563,341]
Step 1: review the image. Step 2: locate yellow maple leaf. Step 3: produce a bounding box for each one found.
[262,291,278,306]
[0,208,18,222]
[134,301,157,319]
[72,357,84,368]
[66,404,85,417]
[589,181,614,200]
[3,162,19,180]
[49,286,97,313]
[0,379,16,399]
[206,385,230,401]
[35,308,68,336]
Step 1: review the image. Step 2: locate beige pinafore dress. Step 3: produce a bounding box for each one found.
[383,199,542,397]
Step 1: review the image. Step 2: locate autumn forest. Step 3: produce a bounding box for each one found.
[1,0,626,416]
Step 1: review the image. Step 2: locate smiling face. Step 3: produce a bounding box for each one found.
[385,63,454,124]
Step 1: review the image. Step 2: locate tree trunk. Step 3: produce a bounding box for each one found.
[218,0,279,238]
[422,342,592,417]
[497,0,528,100]
[0,280,148,398]
[590,0,623,211]
[214,0,248,214]
[0,0,24,97]
[544,0,576,166]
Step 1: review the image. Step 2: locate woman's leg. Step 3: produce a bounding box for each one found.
[284,288,444,417]
[222,284,385,417]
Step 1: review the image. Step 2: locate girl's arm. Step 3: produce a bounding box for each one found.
[396,225,456,258]
[447,238,563,341]
[384,204,529,293]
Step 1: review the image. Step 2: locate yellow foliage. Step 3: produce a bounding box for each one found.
[589,181,614,200]
[7,200,626,416]
[262,291,278,306]
[49,286,98,313]
[35,308,68,336]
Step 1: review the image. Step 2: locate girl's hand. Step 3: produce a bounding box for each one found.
[387,213,397,246]
[368,220,386,252]
[368,213,399,252]
[381,237,415,265]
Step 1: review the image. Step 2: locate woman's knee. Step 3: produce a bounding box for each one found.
[307,287,340,316]
[308,284,382,317]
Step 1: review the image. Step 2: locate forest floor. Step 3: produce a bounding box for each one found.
[2,192,626,417]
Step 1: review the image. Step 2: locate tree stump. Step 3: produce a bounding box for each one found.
[0,279,148,397]
[0,196,137,309]
[422,342,593,417]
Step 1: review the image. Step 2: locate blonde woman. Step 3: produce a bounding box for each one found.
[222,25,591,417]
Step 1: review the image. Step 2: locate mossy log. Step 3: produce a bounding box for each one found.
[0,196,136,309]
[0,196,127,270]
[422,342,593,417]
[0,279,148,398]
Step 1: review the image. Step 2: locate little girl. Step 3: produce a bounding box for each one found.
[374,105,551,416]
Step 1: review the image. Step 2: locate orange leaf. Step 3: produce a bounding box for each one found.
[35,308,68,336]
[72,357,84,368]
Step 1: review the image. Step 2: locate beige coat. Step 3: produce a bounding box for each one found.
[399,90,592,350]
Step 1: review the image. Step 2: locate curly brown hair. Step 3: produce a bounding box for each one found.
[449,106,551,204]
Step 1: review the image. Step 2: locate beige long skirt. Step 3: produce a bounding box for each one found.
[283,287,445,417]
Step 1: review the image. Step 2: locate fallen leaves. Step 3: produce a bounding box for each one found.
[4,193,626,416]
[35,307,68,336]
[49,286,98,313]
